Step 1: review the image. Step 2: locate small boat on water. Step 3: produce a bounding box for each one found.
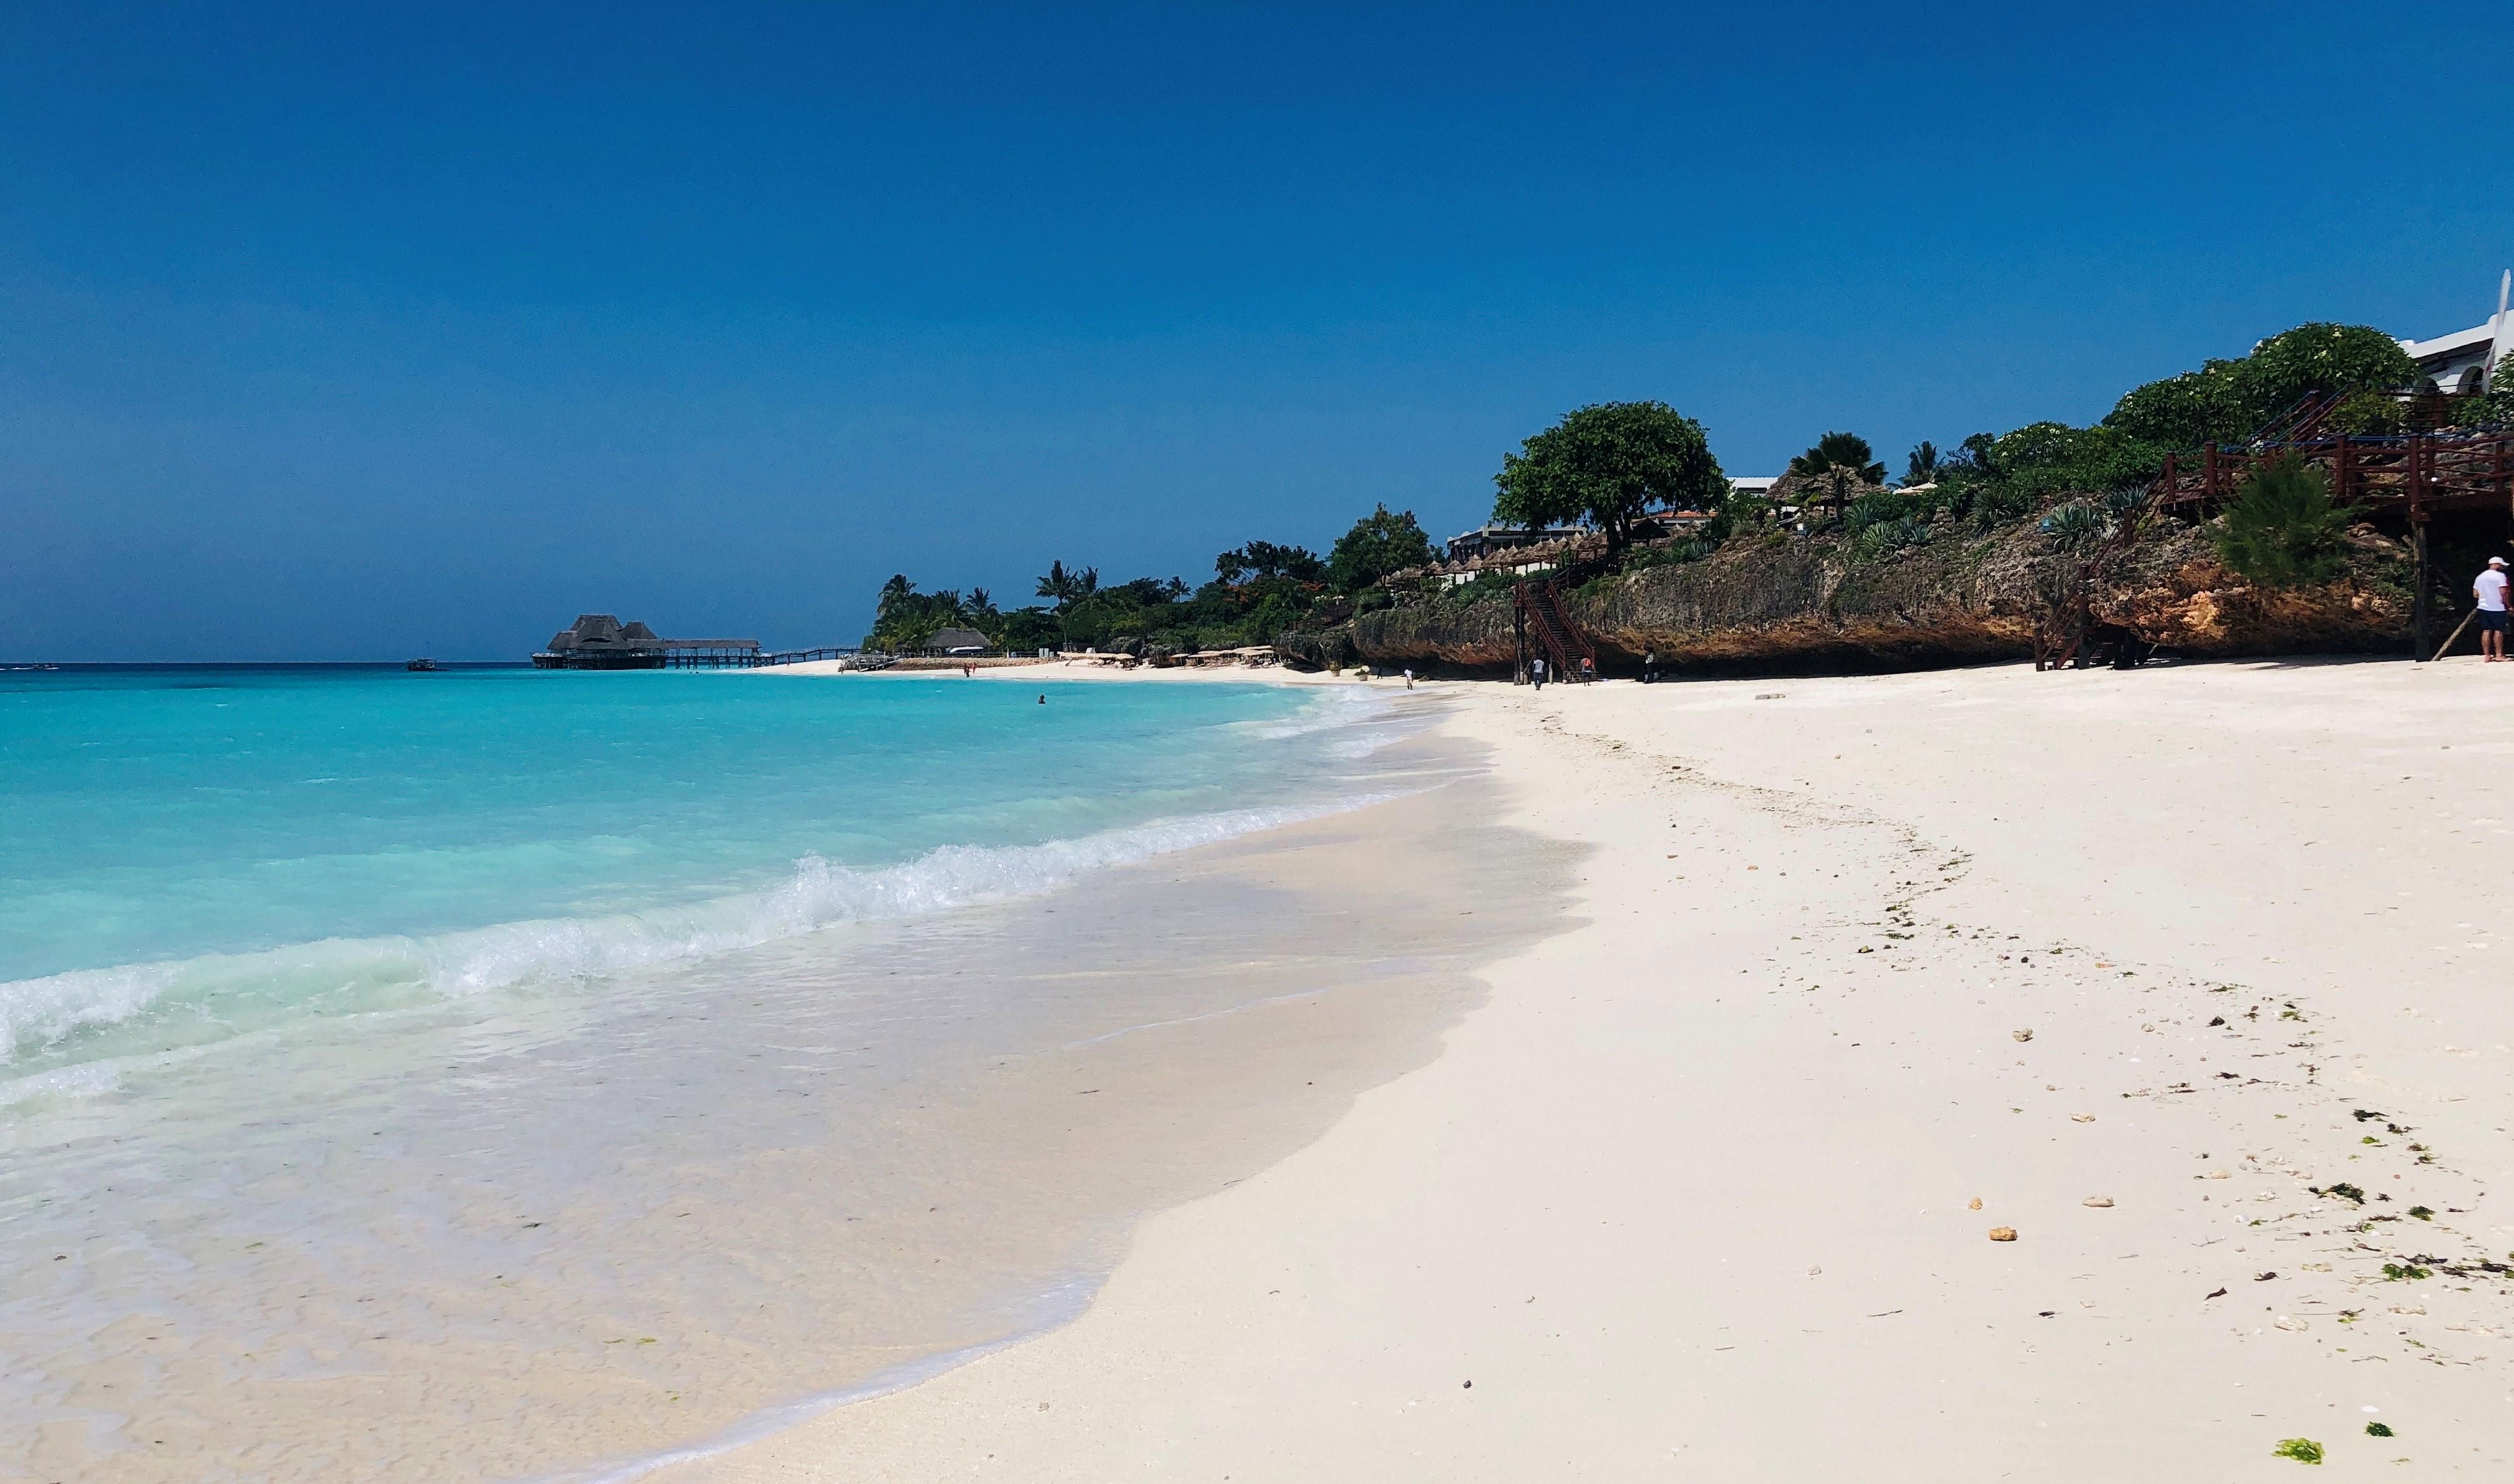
[405,658,440,672]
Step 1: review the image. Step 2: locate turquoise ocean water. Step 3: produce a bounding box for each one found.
[0,665,1368,1083]
[4,664,1434,1480]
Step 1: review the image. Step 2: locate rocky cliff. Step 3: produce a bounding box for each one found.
[1283,513,2417,674]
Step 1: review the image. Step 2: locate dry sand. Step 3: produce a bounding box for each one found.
[681,656,2514,1481]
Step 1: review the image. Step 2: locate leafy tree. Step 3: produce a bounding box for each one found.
[1215,540,1325,584]
[2213,454,2357,588]
[994,608,1063,654]
[2104,361,2247,447]
[1493,401,1726,551]
[1326,504,1437,592]
[2107,324,2414,448]
[1787,430,1886,485]
[2235,323,2417,429]
[1904,440,1941,486]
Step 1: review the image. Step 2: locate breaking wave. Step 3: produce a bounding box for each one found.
[0,802,1352,1073]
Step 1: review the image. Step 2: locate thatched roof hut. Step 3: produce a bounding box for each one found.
[924,627,992,656]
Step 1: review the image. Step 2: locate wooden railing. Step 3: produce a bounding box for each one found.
[2155,429,2514,517]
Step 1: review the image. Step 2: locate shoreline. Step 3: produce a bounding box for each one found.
[679,655,2514,1480]
[7,680,1560,1484]
[760,654,1343,684]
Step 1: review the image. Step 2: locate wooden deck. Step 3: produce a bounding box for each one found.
[2155,430,2514,518]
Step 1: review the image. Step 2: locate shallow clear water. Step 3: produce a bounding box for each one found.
[0,666,1369,1079]
[0,664,1490,1482]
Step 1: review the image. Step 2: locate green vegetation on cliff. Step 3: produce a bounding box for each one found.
[866,507,1437,655]
[871,316,2433,664]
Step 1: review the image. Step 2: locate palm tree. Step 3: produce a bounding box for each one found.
[1035,563,1100,649]
[1787,431,1886,485]
[1905,440,1941,486]
[1036,561,1082,611]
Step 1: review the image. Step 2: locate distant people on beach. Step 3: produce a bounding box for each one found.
[1579,656,1595,682]
[1403,667,1415,689]
[2480,557,2510,662]
[1531,657,1547,689]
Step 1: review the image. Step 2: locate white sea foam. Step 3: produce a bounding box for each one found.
[0,802,1353,1070]
[1241,683,1389,740]
[0,1060,125,1108]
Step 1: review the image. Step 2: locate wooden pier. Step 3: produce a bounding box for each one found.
[533,645,866,671]
[531,614,872,669]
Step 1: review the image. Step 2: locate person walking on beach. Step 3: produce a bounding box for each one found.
[2480,557,2511,662]
[1530,656,1546,689]
[1402,667,1415,689]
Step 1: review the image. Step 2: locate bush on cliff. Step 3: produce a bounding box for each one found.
[2213,454,2357,588]
[2038,502,2110,553]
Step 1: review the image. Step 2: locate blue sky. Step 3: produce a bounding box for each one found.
[5,2,2510,659]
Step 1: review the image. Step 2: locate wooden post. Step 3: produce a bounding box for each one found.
[2431,604,2479,662]
[2414,518,2431,661]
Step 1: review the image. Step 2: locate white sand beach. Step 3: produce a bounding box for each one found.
[681,656,2514,1481]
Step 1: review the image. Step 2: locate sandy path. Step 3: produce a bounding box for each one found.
[679,659,2514,1481]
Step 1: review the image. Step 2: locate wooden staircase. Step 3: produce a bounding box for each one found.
[1513,575,1597,681]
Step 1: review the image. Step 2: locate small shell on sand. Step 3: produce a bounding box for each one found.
[2012,1029,2034,1043]
[1968,1196,1983,1211]
[1988,1226,2018,1242]
[2070,1113,2095,1123]
[2275,1315,2309,1332]
[2206,1170,2230,1180]
[2082,1196,2115,1208]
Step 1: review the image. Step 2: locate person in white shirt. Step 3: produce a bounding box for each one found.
[2478,557,2511,662]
